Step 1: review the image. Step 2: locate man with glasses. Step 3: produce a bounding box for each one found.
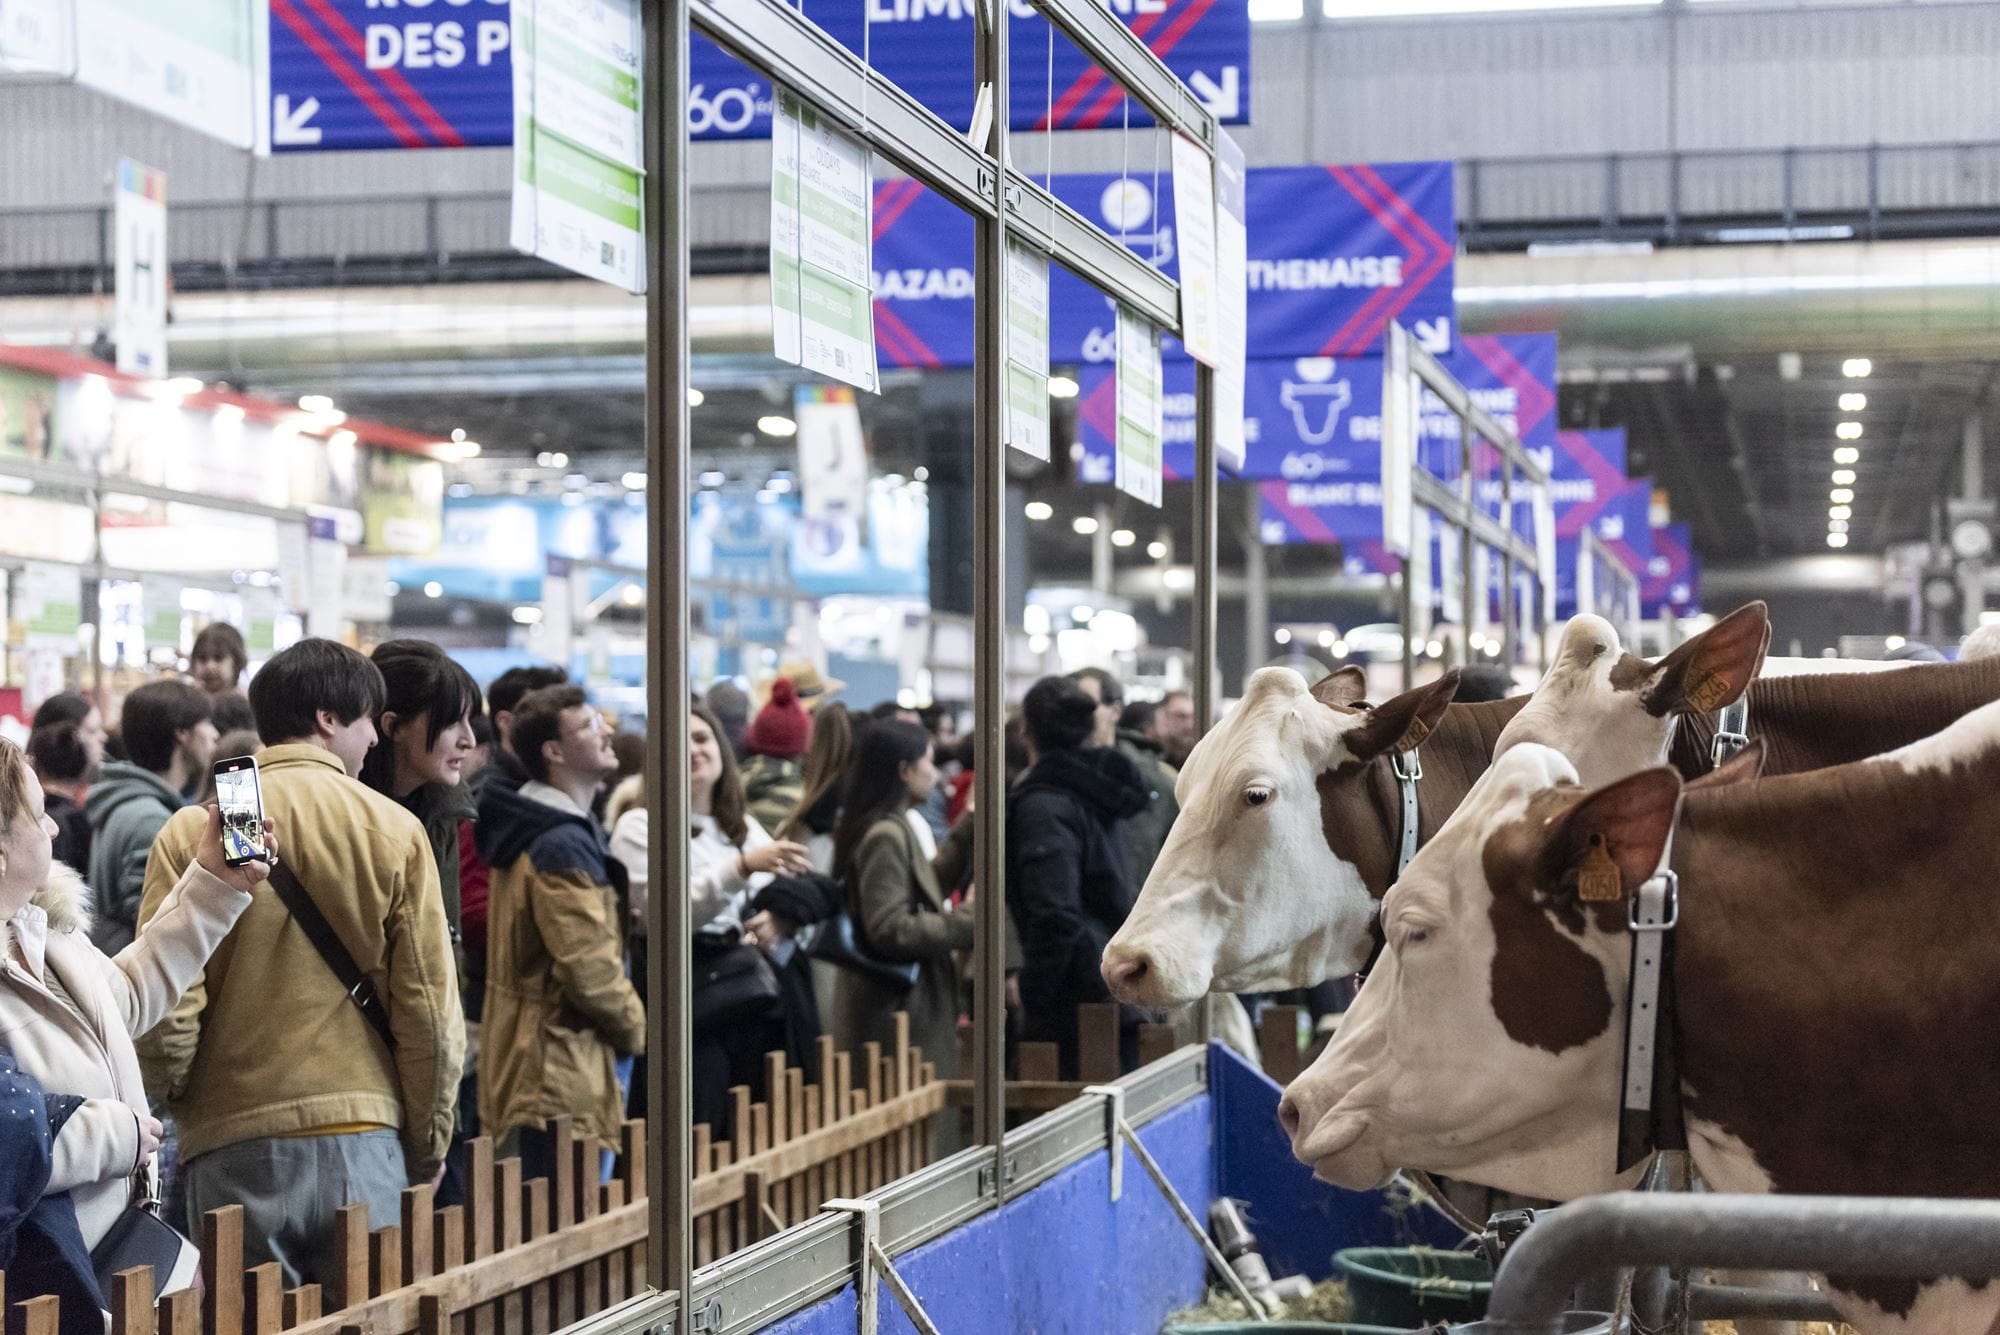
[1069,668,1180,890]
[473,686,642,1180]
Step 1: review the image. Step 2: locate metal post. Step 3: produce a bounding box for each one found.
[1091,500,1114,595]
[1499,458,1516,667]
[1190,360,1217,1043]
[1457,410,1475,668]
[970,0,1011,1159]
[641,0,695,1310]
[1239,486,1268,687]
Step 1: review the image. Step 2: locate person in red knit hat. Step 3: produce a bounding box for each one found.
[741,677,813,832]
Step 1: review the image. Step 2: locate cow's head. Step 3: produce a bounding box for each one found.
[1277,745,1682,1202]
[1101,665,1459,1009]
[1496,602,1771,787]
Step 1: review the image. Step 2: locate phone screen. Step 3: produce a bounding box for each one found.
[215,762,267,866]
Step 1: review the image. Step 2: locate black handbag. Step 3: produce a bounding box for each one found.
[810,912,920,995]
[690,932,784,1032]
[92,1164,200,1297]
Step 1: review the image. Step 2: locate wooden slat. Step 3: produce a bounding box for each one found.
[691,1080,947,1213]
[161,1288,202,1335]
[111,1266,154,1335]
[284,1288,323,1328]
[742,1171,769,1245]
[784,1066,806,1223]
[371,1225,404,1297]
[329,1204,370,1312]
[435,1206,467,1335]
[248,1263,285,1335]
[600,1183,628,1303]
[420,1296,450,1335]
[17,1295,60,1335]
[496,1157,524,1335]
[1076,1002,1122,1082]
[1138,1022,1178,1068]
[523,1178,551,1335]
[893,1013,911,1097]
[619,1121,645,1280]
[203,1204,246,1335]
[731,1086,752,1161]
[575,1135,602,1319]
[1259,1004,1302,1085]
[551,1120,576,1331]
[467,1136,496,1262]
[403,1185,437,1284]
[764,1051,790,1145]
[1016,1042,1059,1083]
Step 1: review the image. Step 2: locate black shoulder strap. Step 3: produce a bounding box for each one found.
[267,859,396,1055]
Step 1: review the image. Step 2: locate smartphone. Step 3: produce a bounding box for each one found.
[211,755,269,867]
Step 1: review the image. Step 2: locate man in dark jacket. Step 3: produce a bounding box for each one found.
[1006,675,1149,1079]
[85,681,216,951]
[1070,667,1180,890]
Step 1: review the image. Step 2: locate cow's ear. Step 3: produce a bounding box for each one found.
[1546,766,1682,902]
[1344,670,1460,764]
[1309,665,1369,710]
[1639,601,1769,718]
[1690,737,1766,791]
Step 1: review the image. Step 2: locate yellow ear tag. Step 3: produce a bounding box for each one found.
[1577,836,1623,902]
[1684,670,1731,715]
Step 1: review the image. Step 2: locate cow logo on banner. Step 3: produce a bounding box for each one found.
[1278,359,1352,449]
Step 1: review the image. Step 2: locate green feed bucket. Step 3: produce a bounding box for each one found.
[1332,1247,1494,1327]
[1163,1325,1411,1335]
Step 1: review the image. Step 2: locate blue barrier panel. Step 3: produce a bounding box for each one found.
[1210,1041,1462,1285]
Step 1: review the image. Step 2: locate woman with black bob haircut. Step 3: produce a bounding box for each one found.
[359,641,483,936]
[1005,675,1149,1078]
[825,718,972,1076]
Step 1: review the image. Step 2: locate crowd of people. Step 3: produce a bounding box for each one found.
[0,634,1202,1313]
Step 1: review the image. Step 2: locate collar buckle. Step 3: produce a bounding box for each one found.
[1629,872,1679,932]
[1391,747,1422,783]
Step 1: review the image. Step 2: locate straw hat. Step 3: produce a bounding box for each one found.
[754,660,844,712]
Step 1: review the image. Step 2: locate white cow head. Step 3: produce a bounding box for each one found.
[1277,744,1683,1202]
[1495,602,1772,788]
[1101,665,1459,1009]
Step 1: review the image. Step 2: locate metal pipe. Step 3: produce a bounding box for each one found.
[1239,485,1268,689]
[1685,1283,1843,1323]
[1191,361,1216,1045]
[970,0,1011,1159]
[641,0,695,1305]
[1490,1194,2000,1330]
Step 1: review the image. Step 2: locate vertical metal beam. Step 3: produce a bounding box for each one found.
[641,0,695,1311]
[970,0,1011,1160]
[1190,359,1217,1044]
[1239,486,1268,689]
[1499,458,1517,667]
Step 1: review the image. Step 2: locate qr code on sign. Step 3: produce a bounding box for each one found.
[835,349,847,369]
[601,242,615,265]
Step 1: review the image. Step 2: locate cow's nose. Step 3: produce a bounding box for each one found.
[1101,948,1151,997]
[1277,1090,1303,1140]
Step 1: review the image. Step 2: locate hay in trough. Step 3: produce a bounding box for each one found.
[1165,1276,1354,1327]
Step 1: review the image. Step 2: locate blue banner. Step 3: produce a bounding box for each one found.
[268,0,1244,151]
[871,161,1457,365]
[1642,521,1701,619]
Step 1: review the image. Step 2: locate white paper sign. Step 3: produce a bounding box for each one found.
[771,90,879,393]
[542,554,578,668]
[1115,305,1163,508]
[1408,509,1434,642]
[1211,132,1249,474]
[72,0,262,150]
[1004,241,1051,462]
[306,512,349,641]
[140,575,183,652]
[1379,323,1417,557]
[20,562,82,650]
[510,0,646,292]
[1170,132,1219,369]
[796,385,869,524]
[0,0,68,72]
[114,160,168,378]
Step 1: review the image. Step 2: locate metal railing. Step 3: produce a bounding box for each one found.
[9,140,2000,295]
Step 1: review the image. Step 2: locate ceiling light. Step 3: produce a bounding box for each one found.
[1275,628,1292,645]
[1317,629,1335,648]
[1829,504,1852,520]
[1332,639,1349,656]
[1111,528,1136,547]
[164,376,204,396]
[1830,487,1854,504]
[512,606,543,624]
[1842,358,1873,378]
[1828,519,1850,534]
[757,415,798,437]
[622,585,644,606]
[1029,633,1051,654]
[1833,446,1860,465]
[1832,468,1856,486]
[1072,515,1099,535]
[1025,500,1053,521]
[688,387,705,407]
[1836,422,1863,440]
[622,472,647,490]
[1048,375,1080,400]
[423,582,444,599]
[698,470,726,487]
[1885,635,1906,651]
[1827,532,1849,548]
[914,466,929,482]
[1146,540,1168,559]
[1838,392,1867,412]
[298,394,335,414]
[451,427,467,442]
[1469,631,1488,651]
[447,483,473,499]
[1072,605,1096,622]
[565,472,589,488]
[1425,639,1444,659]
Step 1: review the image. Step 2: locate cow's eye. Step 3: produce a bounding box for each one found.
[1244,786,1273,807]
[1399,925,1434,948]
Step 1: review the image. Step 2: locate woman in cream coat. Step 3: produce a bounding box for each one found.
[0,735,272,1256]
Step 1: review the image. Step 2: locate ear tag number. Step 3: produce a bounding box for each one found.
[1684,670,1730,714]
[1578,835,1623,902]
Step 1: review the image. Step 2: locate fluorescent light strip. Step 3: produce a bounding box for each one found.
[1326,0,1655,16]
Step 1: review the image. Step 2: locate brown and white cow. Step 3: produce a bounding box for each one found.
[1101,604,1773,1008]
[1103,604,2000,1010]
[1279,701,2000,1335]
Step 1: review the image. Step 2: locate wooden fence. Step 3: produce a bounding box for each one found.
[1,1003,1318,1335]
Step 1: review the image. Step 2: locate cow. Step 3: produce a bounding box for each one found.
[1277,701,2000,1335]
[1102,606,2000,1011]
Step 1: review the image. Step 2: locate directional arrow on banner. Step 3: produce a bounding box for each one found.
[272,95,323,147]
[1189,68,1241,121]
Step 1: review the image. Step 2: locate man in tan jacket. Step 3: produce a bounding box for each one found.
[137,639,464,1286]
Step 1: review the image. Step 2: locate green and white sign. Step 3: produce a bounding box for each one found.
[1211,131,1250,474]
[1169,131,1219,370]
[511,0,645,293]
[1115,305,1164,508]
[771,90,878,394]
[19,562,81,650]
[243,587,278,655]
[1004,241,1051,462]
[141,575,184,652]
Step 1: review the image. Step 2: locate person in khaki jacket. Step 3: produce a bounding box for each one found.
[474,685,643,1180]
[136,640,465,1287]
